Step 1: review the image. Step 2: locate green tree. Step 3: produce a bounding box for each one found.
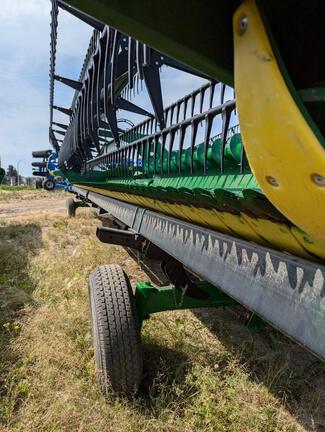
[6,165,18,177]
[0,167,5,184]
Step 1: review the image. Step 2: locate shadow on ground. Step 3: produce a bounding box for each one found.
[0,222,42,413]
[135,307,324,430]
[140,340,189,392]
[191,307,325,431]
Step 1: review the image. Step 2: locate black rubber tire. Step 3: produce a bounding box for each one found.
[88,264,143,395]
[34,179,43,189]
[32,161,47,168]
[66,198,76,217]
[42,179,55,191]
[32,150,51,158]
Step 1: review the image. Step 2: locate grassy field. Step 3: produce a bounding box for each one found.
[0,185,34,192]
[0,186,41,203]
[0,190,324,431]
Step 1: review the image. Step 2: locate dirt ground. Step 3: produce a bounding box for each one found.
[0,189,66,219]
[0,196,66,219]
[0,189,324,432]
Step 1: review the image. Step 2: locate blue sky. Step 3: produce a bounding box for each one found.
[0,0,93,176]
[0,0,234,176]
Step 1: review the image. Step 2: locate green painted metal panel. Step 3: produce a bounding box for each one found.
[64,0,238,86]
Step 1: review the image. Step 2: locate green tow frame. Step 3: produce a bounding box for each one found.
[135,280,266,330]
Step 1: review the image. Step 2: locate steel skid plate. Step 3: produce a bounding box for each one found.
[73,186,325,361]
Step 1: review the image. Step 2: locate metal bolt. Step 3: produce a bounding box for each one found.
[238,15,248,35]
[311,173,325,187]
[266,176,279,187]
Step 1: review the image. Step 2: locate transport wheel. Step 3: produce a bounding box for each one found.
[42,179,55,191]
[88,264,143,395]
[66,198,76,217]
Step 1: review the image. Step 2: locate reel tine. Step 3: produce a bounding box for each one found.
[220,83,226,104]
[220,107,232,174]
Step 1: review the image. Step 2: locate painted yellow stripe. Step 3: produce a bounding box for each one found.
[233,0,325,242]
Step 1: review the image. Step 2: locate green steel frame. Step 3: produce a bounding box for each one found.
[135,280,267,330]
[72,185,325,361]
[135,280,236,324]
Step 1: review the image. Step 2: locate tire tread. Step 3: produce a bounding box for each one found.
[88,264,142,394]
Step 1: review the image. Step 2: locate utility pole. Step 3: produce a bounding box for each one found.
[17,160,22,186]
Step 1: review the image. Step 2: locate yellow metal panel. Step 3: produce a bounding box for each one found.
[184,206,232,233]
[291,227,325,261]
[216,211,268,245]
[149,199,173,216]
[170,204,198,223]
[75,184,324,259]
[233,0,325,241]
[242,215,314,260]
[74,185,264,244]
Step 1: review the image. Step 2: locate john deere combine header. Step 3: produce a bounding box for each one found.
[49,0,324,394]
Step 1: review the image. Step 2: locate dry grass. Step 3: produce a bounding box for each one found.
[0,188,65,203]
[0,191,324,431]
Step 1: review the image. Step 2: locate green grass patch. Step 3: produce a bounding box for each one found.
[0,185,33,191]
